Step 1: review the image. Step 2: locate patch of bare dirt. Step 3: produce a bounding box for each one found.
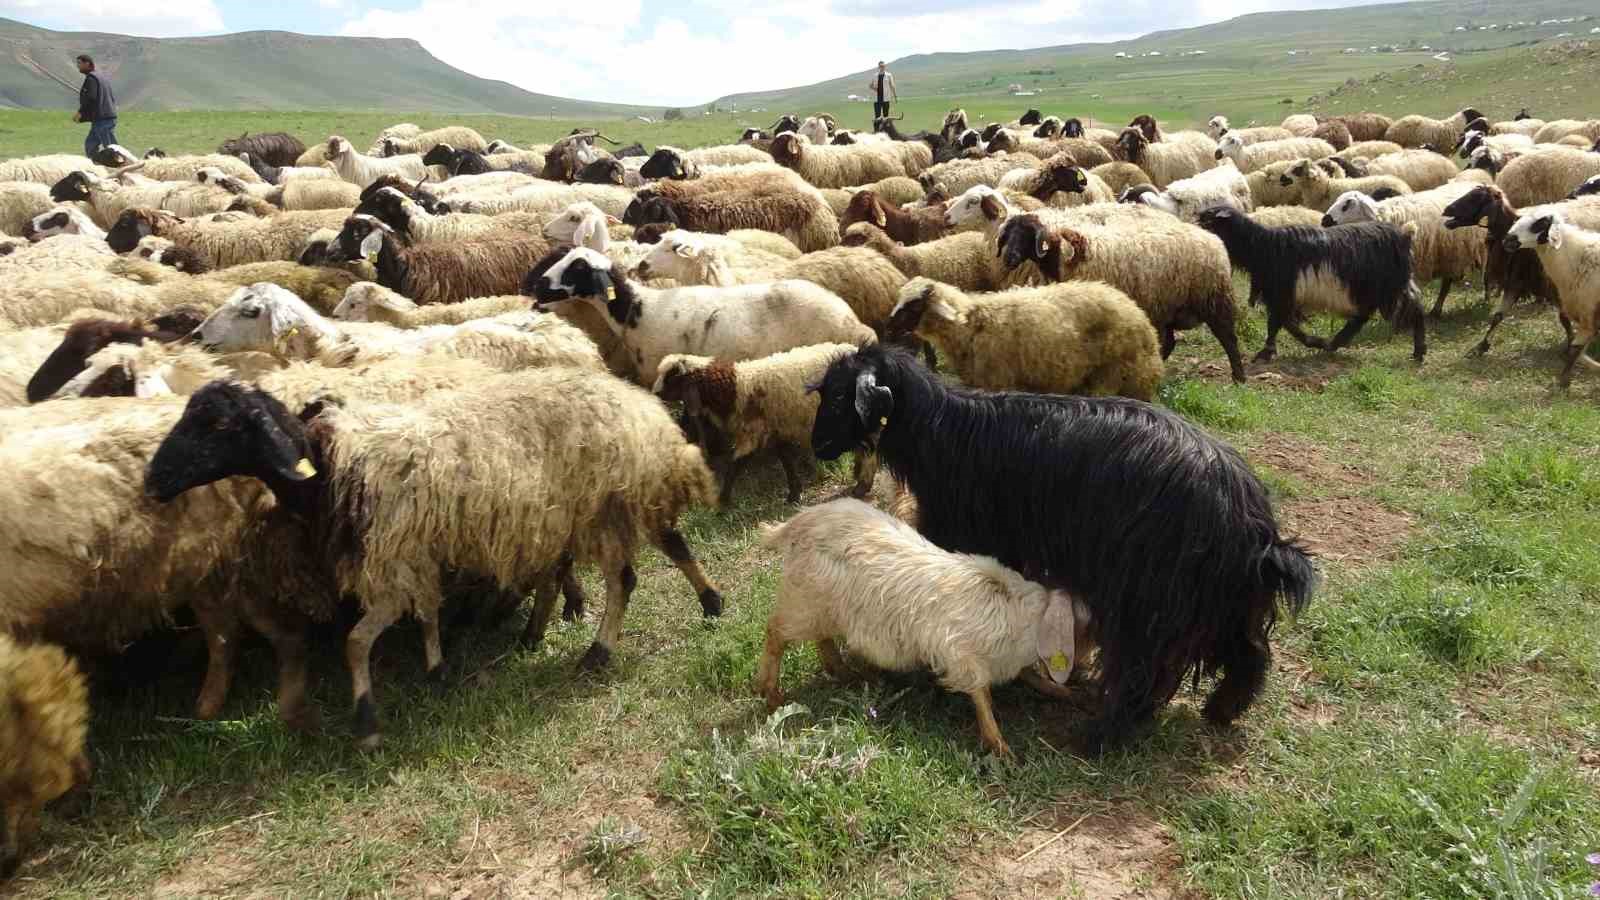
[952,805,1193,900]
[152,831,262,898]
[1278,496,1414,565]
[1248,433,1369,487]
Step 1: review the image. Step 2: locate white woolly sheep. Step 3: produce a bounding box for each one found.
[145,368,724,746]
[1206,116,1293,145]
[652,343,874,503]
[1496,147,1600,207]
[0,636,91,880]
[1114,128,1218,189]
[1383,107,1484,150]
[378,125,488,156]
[1503,212,1600,388]
[331,282,532,327]
[195,282,603,372]
[323,136,436,188]
[840,223,1008,292]
[1532,119,1600,146]
[1120,162,1253,222]
[917,154,1043,197]
[1215,134,1337,173]
[0,155,103,185]
[885,277,1162,400]
[756,498,1091,758]
[1278,158,1411,210]
[1356,149,1459,191]
[105,207,350,269]
[768,133,931,189]
[0,183,54,237]
[532,246,875,384]
[1335,140,1405,161]
[48,170,238,229]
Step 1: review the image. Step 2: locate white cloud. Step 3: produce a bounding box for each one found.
[0,0,224,36]
[337,0,1398,106]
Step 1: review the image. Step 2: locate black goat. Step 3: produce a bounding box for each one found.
[1197,206,1425,362]
[421,143,492,176]
[809,344,1316,752]
[1018,108,1043,126]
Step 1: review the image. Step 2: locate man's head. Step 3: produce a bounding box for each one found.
[75,54,93,74]
[877,61,886,71]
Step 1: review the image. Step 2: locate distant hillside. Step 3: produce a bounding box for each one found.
[715,0,1598,125]
[0,18,653,116]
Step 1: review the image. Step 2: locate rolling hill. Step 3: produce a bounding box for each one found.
[0,18,652,116]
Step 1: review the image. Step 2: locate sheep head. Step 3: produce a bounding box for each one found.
[944,185,1008,231]
[1041,164,1089,200]
[90,144,137,167]
[621,194,678,229]
[1115,128,1147,163]
[1570,175,1600,200]
[22,207,81,242]
[842,190,891,231]
[1321,190,1379,227]
[653,355,736,426]
[332,282,416,322]
[1062,118,1085,139]
[48,171,96,203]
[809,345,897,459]
[1128,115,1161,142]
[839,222,886,249]
[1018,108,1043,126]
[326,135,353,159]
[640,147,692,180]
[885,279,954,339]
[1440,185,1502,231]
[145,380,319,503]
[770,133,805,168]
[1456,107,1485,127]
[1278,159,1321,189]
[1215,133,1244,161]
[1207,116,1230,139]
[106,208,181,254]
[543,202,615,251]
[196,283,327,359]
[576,157,625,186]
[1032,117,1062,139]
[533,247,627,318]
[1504,213,1562,253]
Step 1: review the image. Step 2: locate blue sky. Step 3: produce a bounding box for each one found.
[1,0,1400,106]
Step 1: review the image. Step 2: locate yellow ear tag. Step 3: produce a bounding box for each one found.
[1048,652,1070,673]
[287,327,298,337]
[606,286,616,300]
[294,458,317,478]
[879,416,888,426]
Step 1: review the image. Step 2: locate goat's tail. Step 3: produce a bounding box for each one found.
[1258,538,1318,618]
[1389,278,1427,329]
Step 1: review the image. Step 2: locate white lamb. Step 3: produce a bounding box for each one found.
[1125,162,1254,221]
[1504,213,1600,389]
[755,498,1092,758]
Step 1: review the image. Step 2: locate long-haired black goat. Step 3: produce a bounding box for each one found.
[1196,206,1426,362]
[217,132,306,168]
[809,344,1317,751]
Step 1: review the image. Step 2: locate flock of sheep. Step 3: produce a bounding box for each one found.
[0,101,1598,880]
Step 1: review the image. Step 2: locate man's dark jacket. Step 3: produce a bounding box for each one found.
[78,73,117,121]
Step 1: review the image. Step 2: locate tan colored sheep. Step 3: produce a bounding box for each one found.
[0,636,90,880]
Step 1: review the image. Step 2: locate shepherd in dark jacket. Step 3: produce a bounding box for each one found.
[74,54,118,159]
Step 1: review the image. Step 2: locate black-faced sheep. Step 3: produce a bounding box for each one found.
[885,277,1162,400]
[807,345,1316,751]
[145,370,722,747]
[1114,128,1217,189]
[1196,206,1425,362]
[756,498,1091,757]
[330,215,550,306]
[531,247,875,385]
[24,309,205,403]
[105,207,351,269]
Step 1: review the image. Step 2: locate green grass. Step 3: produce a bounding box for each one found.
[11,268,1599,897]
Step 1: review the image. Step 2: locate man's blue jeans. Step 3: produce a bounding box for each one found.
[85,118,118,158]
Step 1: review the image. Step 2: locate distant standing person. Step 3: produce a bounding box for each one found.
[869,61,897,123]
[73,54,118,159]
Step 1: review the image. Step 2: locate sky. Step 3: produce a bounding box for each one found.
[2,0,1402,106]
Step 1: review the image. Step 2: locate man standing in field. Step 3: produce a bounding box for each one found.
[869,61,897,123]
[73,54,118,158]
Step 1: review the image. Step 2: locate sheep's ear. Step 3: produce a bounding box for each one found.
[854,370,894,432]
[573,214,603,250]
[979,193,1003,221]
[1545,218,1563,249]
[1036,229,1051,260]
[1036,591,1078,685]
[873,201,887,228]
[371,290,416,313]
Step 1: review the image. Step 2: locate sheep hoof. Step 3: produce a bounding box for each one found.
[352,695,381,748]
[1251,349,1275,363]
[763,689,786,712]
[578,642,612,671]
[283,706,321,735]
[1467,343,1489,358]
[426,660,453,690]
[699,588,724,618]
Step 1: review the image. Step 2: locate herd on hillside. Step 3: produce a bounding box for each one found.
[0,101,1597,878]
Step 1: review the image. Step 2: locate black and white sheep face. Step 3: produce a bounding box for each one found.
[1115,130,1146,163]
[1215,133,1245,160]
[145,147,167,158]
[1207,116,1230,140]
[639,148,689,180]
[48,171,95,204]
[996,216,1055,271]
[810,351,893,461]
[533,247,617,305]
[21,209,73,242]
[145,382,317,503]
[196,284,311,353]
[326,136,353,159]
[421,144,456,168]
[772,115,801,135]
[1505,214,1560,253]
[884,282,938,340]
[90,144,138,167]
[105,211,160,253]
[1440,186,1496,231]
[332,216,393,263]
[1571,175,1600,199]
[1321,191,1379,227]
[1018,109,1042,127]
[1279,161,1315,188]
[1062,118,1085,139]
[1457,131,1487,159]
[352,188,415,233]
[1032,117,1063,139]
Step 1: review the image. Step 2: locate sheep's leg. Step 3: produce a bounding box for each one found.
[1470,286,1519,356]
[1429,277,1454,318]
[1324,311,1373,353]
[756,624,790,710]
[657,528,723,617]
[559,553,586,622]
[521,554,573,649]
[421,616,449,686]
[1205,309,1248,383]
[1557,325,1598,390]
[816,637,849,678]
[1559,313,1576,351]
[716,455,746,507]
[1158,325,1177,359]
[1256,306,1284,362]
[1202,605,1272,729]
[849,451,878,499]
[775,443,807,504]
[241,596,317,732]
[579,559,636,671]
[346,603,404,750]
[969,687,1012,758]
[1282,316,1329,350]
[190,598,240,721]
